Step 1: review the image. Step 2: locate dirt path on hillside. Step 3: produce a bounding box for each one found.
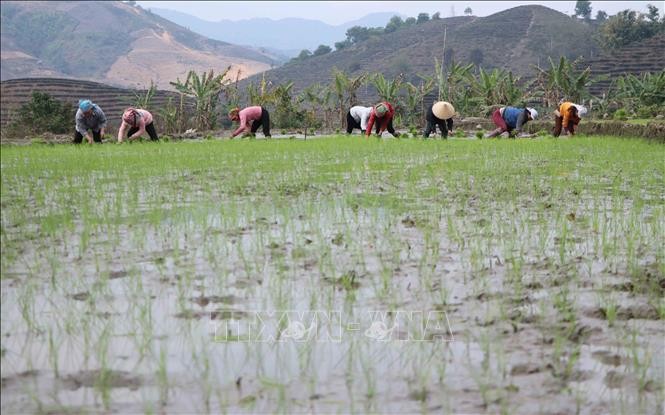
[509,9,536,63]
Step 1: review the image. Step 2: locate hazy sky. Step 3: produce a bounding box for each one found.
[136,1,662,24]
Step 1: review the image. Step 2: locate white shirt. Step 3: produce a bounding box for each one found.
[349,106,372,131]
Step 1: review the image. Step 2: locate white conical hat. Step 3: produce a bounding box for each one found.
[432,101,455,119]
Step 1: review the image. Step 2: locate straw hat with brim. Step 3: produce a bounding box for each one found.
[432,101,455,119]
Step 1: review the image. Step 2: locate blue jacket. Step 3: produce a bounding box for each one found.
[503,107,523,129]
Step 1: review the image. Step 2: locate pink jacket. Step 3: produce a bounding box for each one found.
[232,106,262,137]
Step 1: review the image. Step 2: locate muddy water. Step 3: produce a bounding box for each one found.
[2,184,663,415]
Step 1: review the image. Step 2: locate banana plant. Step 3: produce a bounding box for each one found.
[273,81,298,128]
[445,62,474,103]
[472,67,503,107]
[532,57,593,106]
[331,68,368,127]
[614,70,665,110]
[246,73,274,107]
[133,80,156,110]
[405,76,435,127]
[300,83,335,131]
[371,73,404,103]
[497,71,532,106]
[170,67,231,131]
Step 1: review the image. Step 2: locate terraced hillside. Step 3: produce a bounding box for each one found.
[583,34,665,96]
[0,78,194,132]
[238,5,599,104]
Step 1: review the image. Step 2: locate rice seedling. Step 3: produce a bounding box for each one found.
[1,135,663,413]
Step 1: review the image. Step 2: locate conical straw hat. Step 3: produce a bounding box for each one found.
[432,101,455,119]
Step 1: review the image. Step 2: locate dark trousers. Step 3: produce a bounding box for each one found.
[128,122,159,141]
[553,116,579,137]
[376,117,397,136]
[250,107,271,137]
[74,130,102,144]
[423,118,453,138]
[346,111,363,134]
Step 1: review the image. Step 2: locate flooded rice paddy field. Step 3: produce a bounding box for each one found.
[1,136,664,414]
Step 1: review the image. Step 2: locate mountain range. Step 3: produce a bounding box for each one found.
[0,1,276,89]
[148,9,405,58]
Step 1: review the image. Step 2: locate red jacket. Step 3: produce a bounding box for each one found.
[366,102,395,137]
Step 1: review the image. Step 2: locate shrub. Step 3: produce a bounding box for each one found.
[636,105,660,119]
[9,92,74,137]
[613,108,629,121]
[475,131,484,139]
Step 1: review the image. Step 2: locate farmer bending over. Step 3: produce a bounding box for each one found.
[117,108,159,142]
[229,106,272,138]
[553,101,586,137]
[423,101,455,139]
[74,99,107,144]
[346,105,372,134]
[485,106,538,138]
[366,102,400,138]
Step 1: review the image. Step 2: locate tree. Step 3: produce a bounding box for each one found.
[598,9,663,49]
[464,7,473,16]
[345,26,383,44]
[646,4,660,23]
[345,26,370,43]
[297,49,312,60]
[385,15,403,33]
[335,39,351,50]
[404,17,416,26]
[574,1,592,20]
[313,45,332,56]
[595,10,608,22]
[10,91,74,135]
[417,13,430,24]
[432,12,441,20]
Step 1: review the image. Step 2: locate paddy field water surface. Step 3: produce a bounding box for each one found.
[1,135,663,413]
